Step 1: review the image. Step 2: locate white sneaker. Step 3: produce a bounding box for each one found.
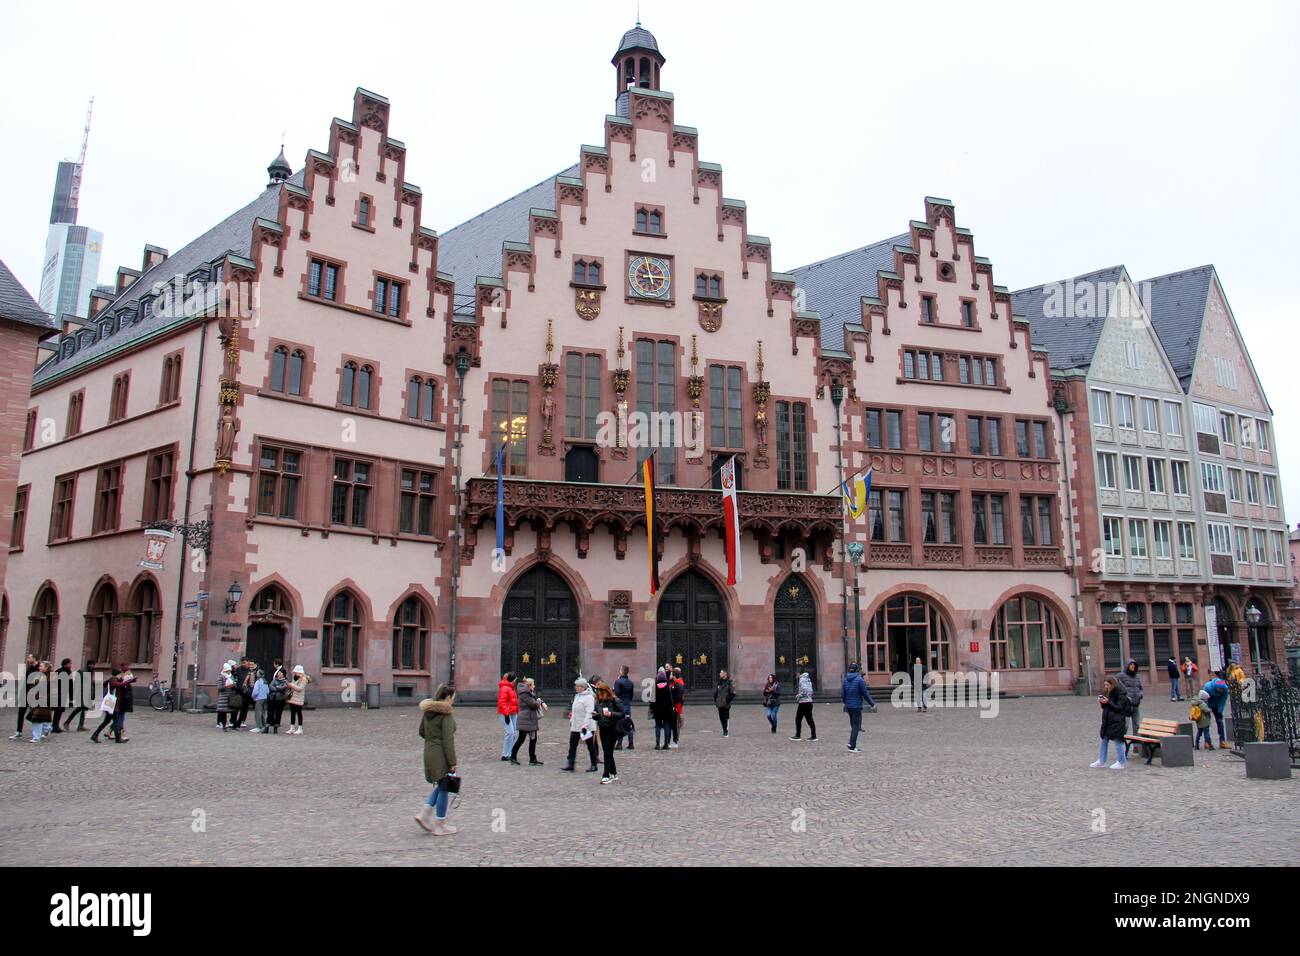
[1109,761,1126,770]
[668,742,678,749]
[600,776,611,785]
[249,728,261,733]
[1089,760,1106,768]
[8,733,20,740]
[847,746,863,753]
[295,727,304,735]
[609,774,618,782]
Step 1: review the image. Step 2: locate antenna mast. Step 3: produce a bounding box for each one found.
[69,96,94,213]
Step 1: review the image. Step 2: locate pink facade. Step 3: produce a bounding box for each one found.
[2,26,1287,702]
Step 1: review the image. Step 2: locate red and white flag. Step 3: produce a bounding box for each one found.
[721,455,742,586]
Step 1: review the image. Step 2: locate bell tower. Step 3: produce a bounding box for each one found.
[612,20,665,116]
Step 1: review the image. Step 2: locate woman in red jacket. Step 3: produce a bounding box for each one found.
[497,671,519,761]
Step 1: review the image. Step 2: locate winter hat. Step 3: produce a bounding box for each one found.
[293,665,305,675]
[1198,690,1210,701]
[574,677,589,690]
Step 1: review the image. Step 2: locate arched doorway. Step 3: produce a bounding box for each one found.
[247,585,292,675]
[501,565,579,696]
[1243,598,1273,665]
[865,593,953,676]
[1213,597,1237,668]
[125,579,160,666]
[773,574,817,691]
[656,569,728,694]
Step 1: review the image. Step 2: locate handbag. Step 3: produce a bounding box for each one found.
[99,692,117,714]
[438,772,462,794]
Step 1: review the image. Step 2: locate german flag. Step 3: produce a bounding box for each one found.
[643,453,660,595]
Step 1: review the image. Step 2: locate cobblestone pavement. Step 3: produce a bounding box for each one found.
[1,694,1295,866]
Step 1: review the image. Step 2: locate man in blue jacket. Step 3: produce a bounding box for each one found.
[842,662,871,753]
[1202,673,1231,749]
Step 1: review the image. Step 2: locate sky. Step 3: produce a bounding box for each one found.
[2,0,1298,524]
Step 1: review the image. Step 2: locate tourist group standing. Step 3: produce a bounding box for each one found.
[217,658,308,735]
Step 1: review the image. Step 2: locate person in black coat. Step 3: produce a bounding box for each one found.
[651,669,676,750]
[1091,676,1130,769]
[1165,658,1183,701]
[593,682,625,783]
[61,659,96,731]
[762,674,781,734]
[612,666,636,750]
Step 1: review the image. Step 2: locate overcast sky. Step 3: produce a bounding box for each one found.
[3,0,1297,524]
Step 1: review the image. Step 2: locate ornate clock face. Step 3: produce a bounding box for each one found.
[628,255,672,300]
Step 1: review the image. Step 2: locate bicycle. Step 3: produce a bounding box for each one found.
[148,679,177,712]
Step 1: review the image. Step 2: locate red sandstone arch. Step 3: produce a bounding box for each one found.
[382,584,440,630]
[651,556,740,625]
[986,583,1074,638]
[861,582,960,630]
[246,572,304,622]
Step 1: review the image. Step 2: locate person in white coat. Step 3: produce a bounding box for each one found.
[560,677,599,773]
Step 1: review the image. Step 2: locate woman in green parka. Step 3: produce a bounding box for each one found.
[415,684,459,836]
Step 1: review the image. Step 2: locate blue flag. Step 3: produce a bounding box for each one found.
[495,443,505,554]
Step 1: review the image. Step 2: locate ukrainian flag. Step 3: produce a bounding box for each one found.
[840,466,872,520]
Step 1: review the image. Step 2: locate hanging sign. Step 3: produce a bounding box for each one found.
[140,528,175,571]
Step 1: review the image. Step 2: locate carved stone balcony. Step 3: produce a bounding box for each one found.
[463,477,841,563]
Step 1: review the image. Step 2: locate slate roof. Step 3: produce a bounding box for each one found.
[615,25,660,55]
[1139,265,1215,386]
[1011,265,1125,370]
[33,171,302,385]
[0,258,55,331]
[788,235,907,350]
[437,166,579,296]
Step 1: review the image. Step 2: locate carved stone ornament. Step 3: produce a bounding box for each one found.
[575,287,601,320]
[698,300,723,332]
[609,608,633,639]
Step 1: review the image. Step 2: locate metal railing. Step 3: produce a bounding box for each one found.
[1228,670,1300,762]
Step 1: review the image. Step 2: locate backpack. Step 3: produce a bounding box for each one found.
[1189,702,1203,722]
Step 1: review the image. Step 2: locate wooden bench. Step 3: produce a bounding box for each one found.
[1125,718,1192,766]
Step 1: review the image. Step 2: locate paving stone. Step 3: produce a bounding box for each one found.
[0,695,1294,866]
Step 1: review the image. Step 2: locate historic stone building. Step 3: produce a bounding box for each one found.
[1,24,1290,702]
[0,259,57,650]
[1016,264,1292,692]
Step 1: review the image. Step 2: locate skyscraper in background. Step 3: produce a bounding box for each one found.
[38,106,103,321]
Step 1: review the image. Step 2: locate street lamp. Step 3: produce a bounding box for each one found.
[1111,602,1128,668]
[224,581,243,615]
[448,347,472,690]
[829,379,850,672]
[1245,604,1262,667]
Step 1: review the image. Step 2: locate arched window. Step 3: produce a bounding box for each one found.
[709,275,722,298]
[421,380,435,422]
[392,596,429,671]
[864,593,953,674]
[271,346,288,392]
[28,586,59,661]
[574,260,587,284]
[127,580,159,665]
[85,583,117,664]
[288,350,305,396]
[648,210,662,233]
[407,376,422,418]
[991,594,1067,669]
[695,274,707,297]
[639,56,651,88]
[636,209,648,232]
[624,58,635,86]
[322,591,363,669]
[341,362,356,406]
[357,365,373,410]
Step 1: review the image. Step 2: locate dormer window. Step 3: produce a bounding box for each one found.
[573,259,603,286]
[141,297,154,319]
[634,206,664,235]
